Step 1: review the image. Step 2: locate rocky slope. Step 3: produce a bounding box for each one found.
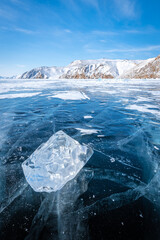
[18,55,160,79]
[121,56,160,79]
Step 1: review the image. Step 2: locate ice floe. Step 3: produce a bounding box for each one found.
[22,130,93,192]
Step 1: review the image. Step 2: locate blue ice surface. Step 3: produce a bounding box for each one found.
[0,78,160,239]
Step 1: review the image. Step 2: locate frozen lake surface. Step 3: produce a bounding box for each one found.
[0,78,160,240]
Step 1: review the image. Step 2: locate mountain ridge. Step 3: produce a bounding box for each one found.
[17,55,160,79]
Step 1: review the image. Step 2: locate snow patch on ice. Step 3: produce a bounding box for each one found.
[51,91,90,100]
[76,128,99,135]
[0,92,41,99]
[126,104,160,117]
[84,115,93,119]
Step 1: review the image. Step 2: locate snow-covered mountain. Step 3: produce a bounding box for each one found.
[18,55,160,79]
[61,59,141,79]
[0,75,17,79]
[121,55,160,79]
[0,76,8,79]
[20,66,64,79]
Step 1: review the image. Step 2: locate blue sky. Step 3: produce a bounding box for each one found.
[0,0,160,76]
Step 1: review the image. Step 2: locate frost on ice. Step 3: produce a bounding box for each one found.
[22,130,93,192]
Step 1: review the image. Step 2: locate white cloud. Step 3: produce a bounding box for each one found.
[113,0,138,19]
[64,29,72,33]
[16,64,26,68]
[10,0,21,4]
[0,26,37,35]
[92,30,118,36]
[100,40,107,43]
[91,28,156,36]
[124,29,143,34]
[60,0,80,13]
[80,0,99,10]
[0,8,15,20]
[10,0,30,10]
[87,45,160,53]
[14,27,35,34]
[124,27,157,34]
